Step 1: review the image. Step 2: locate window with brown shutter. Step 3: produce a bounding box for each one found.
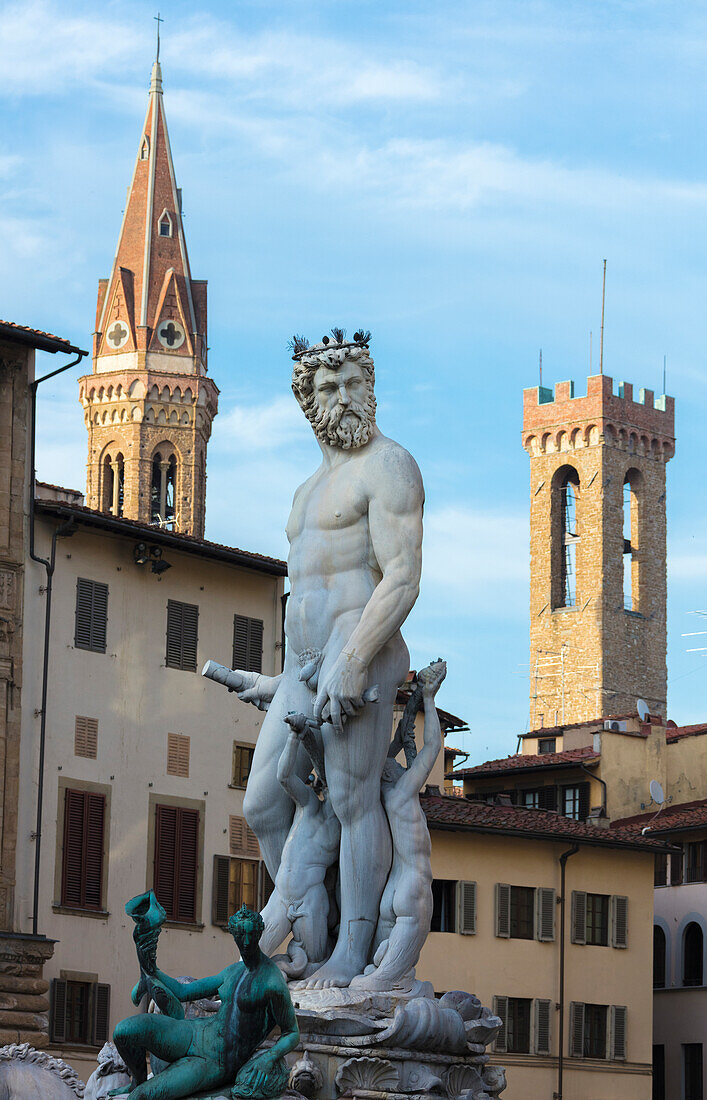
[75,716,98,759]
[153,804,199,922]
[231,743,254,788]
[61,789,105,910]
[229,815,260,858]
[166,600,199,671]
[233,615,263,673]
[212,854,268,927]
[167,733,190,777]
[75,578,108,653]
[50,978,110,1046]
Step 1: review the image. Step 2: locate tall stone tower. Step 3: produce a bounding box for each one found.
[522,374,675,727]
[79,61,218,538]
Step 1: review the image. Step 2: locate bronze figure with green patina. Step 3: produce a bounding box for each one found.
[110,895,299,1100]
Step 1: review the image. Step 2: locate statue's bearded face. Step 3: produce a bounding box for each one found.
[292,346,376,450]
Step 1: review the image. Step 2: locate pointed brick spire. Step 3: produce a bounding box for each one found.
[80,61,218,539]
[94,61,205,365]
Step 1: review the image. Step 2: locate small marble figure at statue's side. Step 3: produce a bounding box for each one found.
[351,660,446,991]
[109,906,299,1100]
[259,713,341,976]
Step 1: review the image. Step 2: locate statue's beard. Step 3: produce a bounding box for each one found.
[308,396,375,450]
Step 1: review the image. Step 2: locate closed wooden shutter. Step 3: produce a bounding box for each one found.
[536,887,556,942]
[456,881,477,935]
[610,1005,627,1061]
[533,998,552,1055]
[61,789,105,910]
[229,815,260,858]
[83,794,105,910]
[154,804,199,922]
[539,785,558,812]
[167,733,190,777]
[74,716,98,758]
[233,615,264,673]
[75,578,108,653]
[569,1002,585,1057]
[611,895,629,948]
[50,978,68,1043]
[93,984,110,1045]
[571,891,587,944]
[492,996,508,1053]
[212,855,231,926]
[578,781,591,821]
[166,600,199,671]
[495,883,511,938]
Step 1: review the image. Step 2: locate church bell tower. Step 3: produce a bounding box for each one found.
[523,373,675,727]
[79,60,218,538]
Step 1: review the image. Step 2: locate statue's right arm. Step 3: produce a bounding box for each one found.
[277,731,315,809]
[398,690,443,795]
[202,661,282,711]
[154,967,228,1001]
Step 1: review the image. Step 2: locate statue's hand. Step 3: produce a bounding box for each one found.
[232,672,280,712]
[314,652,367,734]
[419,658,447,698]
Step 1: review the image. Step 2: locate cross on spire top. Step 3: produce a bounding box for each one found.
[154,12,163,62]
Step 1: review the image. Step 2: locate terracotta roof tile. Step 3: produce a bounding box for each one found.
[420,793,671,851]
[613,799,707,835]
[667,723,707,743]
[0,320,83,354]
[522,713,636,738]
[451,745,599,779]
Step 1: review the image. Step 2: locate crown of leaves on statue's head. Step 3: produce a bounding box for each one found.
[290,327,372,361]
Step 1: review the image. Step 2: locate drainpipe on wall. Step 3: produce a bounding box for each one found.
[580,760,608,819]
[28,349,87,936]
[555,843,580,1100]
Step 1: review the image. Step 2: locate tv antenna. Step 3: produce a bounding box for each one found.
[642,779,665,834]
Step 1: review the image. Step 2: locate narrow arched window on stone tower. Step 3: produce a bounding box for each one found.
[102,452,124,517]
[553,467,580,609]
[151,451,177,529]
[623,471,640,611]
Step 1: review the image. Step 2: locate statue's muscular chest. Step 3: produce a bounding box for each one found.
[286,464,368,545]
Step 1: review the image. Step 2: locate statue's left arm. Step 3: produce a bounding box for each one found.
[314,446,423,731]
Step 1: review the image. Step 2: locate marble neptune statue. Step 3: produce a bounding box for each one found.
[206,330,426,989]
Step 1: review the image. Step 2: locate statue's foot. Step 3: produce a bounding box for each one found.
[293,956,363,989]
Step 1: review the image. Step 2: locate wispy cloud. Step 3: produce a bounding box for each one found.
[213,395,310,453]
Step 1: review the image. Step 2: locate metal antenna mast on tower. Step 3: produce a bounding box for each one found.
[599,259,607,375]
[154,12,164,62]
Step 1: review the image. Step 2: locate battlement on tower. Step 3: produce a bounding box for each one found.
[523,372,674,447]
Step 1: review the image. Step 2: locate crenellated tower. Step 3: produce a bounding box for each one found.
[522,374,675,727]
[78,60,218,538]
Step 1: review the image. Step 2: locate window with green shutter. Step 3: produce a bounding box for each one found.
[233,614,264,673]
[75,578,108,653]
[166,600,199,671]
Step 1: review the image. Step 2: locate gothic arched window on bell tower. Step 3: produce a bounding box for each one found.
[552,466,580,610]
[623,470,641,612]
[102,451,125,517]
[151,449,178,529]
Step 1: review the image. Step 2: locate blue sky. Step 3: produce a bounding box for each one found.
[2,0,706,760]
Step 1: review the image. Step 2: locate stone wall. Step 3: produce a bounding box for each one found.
[522,374,675,726]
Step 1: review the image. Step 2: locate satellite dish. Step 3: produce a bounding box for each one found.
[649,780,665,806]
[637,698,650,722]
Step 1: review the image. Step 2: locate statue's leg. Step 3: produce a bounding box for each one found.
[293,883,330,965]
[259,889,291,956]
[303,634,408,988]
[126,1055,224,1100]
[113,1014,192,1089]
[243,670,312,880]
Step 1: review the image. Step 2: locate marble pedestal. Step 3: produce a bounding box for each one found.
[286,986,506,1100]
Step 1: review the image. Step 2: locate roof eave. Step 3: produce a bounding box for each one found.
[450,757,600,781]
[0,323,83,356]
[33,500,287,577]
[425,817,678,853]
